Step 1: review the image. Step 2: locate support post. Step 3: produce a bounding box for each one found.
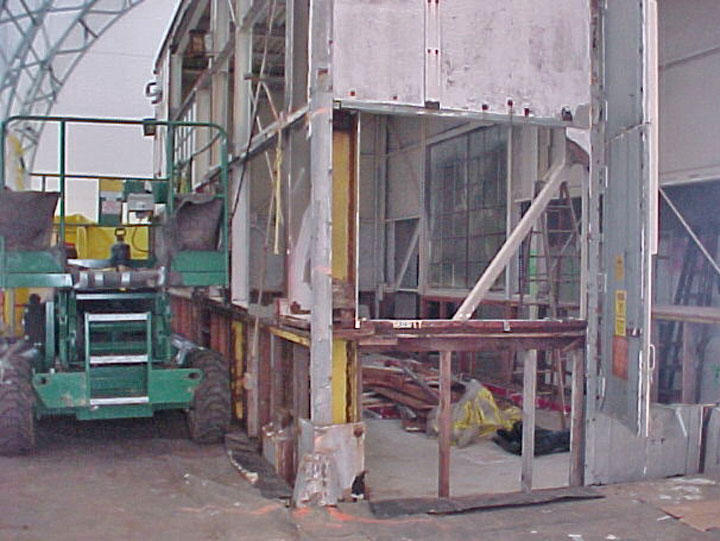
[569,348,586,486]
[309,0,334,425]
[58,121,66,245]
[682,323,698,404]
[521,350,537,493]
[584,0,605,484]
[438,350,452,497]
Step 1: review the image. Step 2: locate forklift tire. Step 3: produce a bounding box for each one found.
[0,344,35,456]
[186,349,231,443]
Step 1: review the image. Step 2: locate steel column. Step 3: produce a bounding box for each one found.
[308,0,334,425]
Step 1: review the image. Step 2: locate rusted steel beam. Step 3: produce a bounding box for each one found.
[364,319,587,334]
[359,337,585,353]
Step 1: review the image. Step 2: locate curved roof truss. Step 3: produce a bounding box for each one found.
[0,0,145,166]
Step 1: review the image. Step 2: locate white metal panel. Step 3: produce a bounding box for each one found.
[704,407,720,474]
[334,0,590,122]
[333,0,425,105]
[386,149,422,220]
[659,0,720,66]
[589,405,703,484]
[659,1,720,185]
[439,0,591,120]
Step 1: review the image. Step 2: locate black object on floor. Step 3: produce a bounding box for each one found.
[369,486,603,518]
[493,421,570,456]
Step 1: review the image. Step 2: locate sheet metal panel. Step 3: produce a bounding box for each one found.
[589,405,703,484]
[333,0,591,122]
[659,1,720,185]
[704,407,720,475]
[333,0,425,106]
[439,0,590,120]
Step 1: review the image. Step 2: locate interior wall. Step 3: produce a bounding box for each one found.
[655,2,720,403]
[248,149,285,296]
[359,114,585,317]
[358,114,377,293]
[654,183,720,403]
[659,0,720,185]
[286,124,311,310]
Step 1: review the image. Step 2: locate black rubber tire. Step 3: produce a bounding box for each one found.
[0,343,36,456]
[186,349,231,443]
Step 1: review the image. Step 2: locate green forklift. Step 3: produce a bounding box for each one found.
[0,116,232,455]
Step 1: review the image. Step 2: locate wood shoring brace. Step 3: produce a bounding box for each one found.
[436,140,568,498]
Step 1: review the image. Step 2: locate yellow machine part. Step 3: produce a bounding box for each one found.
[1,288,50,338]
[58,214,149,259]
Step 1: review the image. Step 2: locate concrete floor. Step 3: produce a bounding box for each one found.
[2,413,719,540]
[365,417,569,500]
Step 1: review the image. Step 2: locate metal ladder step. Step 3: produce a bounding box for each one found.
[90,396,149,406]
[89,354,149,365]
[86,313,149,323]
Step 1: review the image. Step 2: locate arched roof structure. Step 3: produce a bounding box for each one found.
[0,0,145,166]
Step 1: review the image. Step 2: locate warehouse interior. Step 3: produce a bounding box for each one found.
[2,0,720,516]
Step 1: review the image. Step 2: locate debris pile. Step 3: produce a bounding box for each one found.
[493,421,570,456]
[362,355,522,446]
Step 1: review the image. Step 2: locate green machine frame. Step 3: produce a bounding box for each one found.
[0,115,229,421]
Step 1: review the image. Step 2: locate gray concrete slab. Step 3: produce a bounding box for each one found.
[365,417,569,500]
[1,414,718,540]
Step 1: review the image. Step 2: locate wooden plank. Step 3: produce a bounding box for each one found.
[653,304,720,325]
[661,500,720,532]
[292,344,310,422]
[521,350,537,493]
[369,486,603,518]
[402,366,439,404]
[438,350,452,498]
[270,336,282,417]
[269,326,310,347]
[369,387,435,411]
[258,328,272,429]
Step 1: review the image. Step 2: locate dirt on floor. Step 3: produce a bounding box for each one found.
[1,413,719,540]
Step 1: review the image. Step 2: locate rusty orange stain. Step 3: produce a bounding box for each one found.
[325,506,434,525]
[248,503,283,516]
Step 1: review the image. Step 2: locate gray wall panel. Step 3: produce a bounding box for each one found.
[334,0,424,105]
[439,0,590,120]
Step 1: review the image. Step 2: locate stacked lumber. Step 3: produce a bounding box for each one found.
[361,355,464,431]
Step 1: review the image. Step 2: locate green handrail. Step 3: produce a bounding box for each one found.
[0,115,230,285]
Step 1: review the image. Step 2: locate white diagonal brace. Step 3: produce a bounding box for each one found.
[660,187,720,280]
[453,157,567,321]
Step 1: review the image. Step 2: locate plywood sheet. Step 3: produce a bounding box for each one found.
[661,500,720,532]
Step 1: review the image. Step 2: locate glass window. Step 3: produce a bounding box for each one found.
[427,126,507,290]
